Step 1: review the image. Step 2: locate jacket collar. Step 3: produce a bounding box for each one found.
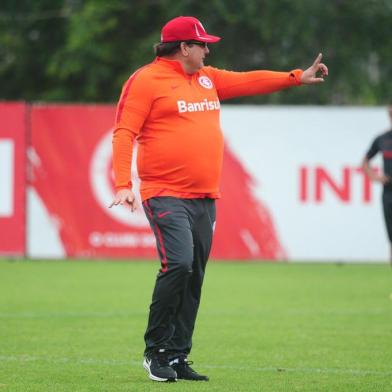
[154,57,198,78]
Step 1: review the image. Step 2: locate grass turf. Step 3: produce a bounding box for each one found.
[0,259,391,391]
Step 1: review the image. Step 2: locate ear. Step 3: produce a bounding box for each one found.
[180,42,189,56]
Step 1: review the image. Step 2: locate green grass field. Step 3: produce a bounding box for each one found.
[0,259,391,391]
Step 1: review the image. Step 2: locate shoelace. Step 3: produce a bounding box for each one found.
[178,359,196,372]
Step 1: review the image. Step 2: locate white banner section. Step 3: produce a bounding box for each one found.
[221,106,389,262]
[0,139,14,217]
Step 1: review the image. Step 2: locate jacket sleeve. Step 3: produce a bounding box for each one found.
[112,68,153,191]
[365,136,380,160]
[205,66,303,101]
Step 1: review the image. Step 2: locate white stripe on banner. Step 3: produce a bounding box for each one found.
[0,139,14,217]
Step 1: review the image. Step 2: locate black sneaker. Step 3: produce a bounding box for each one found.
[169,356,209,381]
[143,349,177,382]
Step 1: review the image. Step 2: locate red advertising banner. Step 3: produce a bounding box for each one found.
[30,104,283,260]
[0,102,27,256]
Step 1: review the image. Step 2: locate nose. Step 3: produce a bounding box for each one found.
[204,45,210,55]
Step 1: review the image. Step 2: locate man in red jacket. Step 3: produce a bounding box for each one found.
[110,16,328,382]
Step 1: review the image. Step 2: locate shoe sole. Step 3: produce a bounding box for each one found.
[176,377,209,381]
[143,358,177,382]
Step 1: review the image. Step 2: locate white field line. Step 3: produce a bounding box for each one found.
[0,308,389,319]
[0,311,145,318]
[0,355,391,377]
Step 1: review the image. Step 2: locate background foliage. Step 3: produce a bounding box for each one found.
[1,0,391,104]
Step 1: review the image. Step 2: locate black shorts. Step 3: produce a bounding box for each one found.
[382,189,392,241]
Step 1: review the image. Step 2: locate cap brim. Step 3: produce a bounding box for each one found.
[198,34,221,43]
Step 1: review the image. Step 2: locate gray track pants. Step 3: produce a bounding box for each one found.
[142,196,216,356]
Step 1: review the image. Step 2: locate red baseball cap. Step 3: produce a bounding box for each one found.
[161,16,221,43]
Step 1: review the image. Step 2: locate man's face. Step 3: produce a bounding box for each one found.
[184,41,209,73]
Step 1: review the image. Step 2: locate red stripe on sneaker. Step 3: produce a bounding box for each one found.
[145,200,169,273]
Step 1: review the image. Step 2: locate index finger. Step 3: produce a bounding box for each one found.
[108,198,120,208]
[313,53,322,66]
